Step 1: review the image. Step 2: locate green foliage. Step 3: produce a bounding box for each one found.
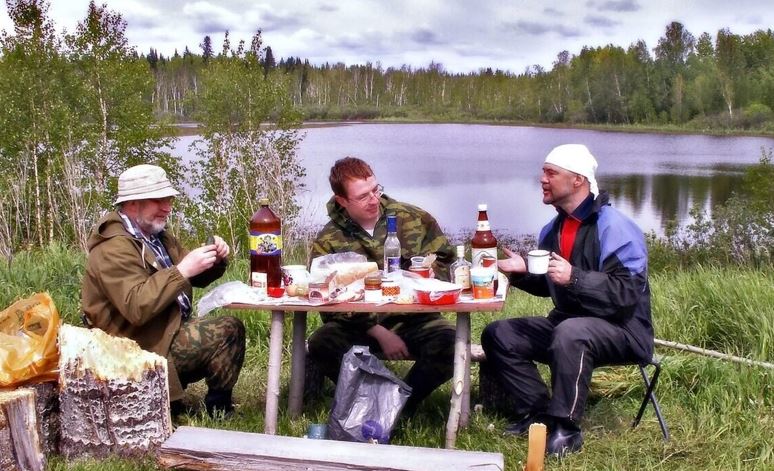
[647,150,774,269]
[0,0,171,254]
[178,31,305,259]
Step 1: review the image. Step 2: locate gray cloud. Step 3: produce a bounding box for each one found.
[318,3,338,13]
[597,0,640,12]
[411,27,445,45]
[543,7,563,17]
[503,20,581,38]
[257,9,304,32]
[329,30,389,53]
[584,15,620,28]
[191,18,232,35]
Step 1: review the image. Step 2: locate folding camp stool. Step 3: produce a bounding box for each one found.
[633,355,670,441]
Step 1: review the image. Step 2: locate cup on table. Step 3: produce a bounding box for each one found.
[307,423,328,439]
[527,250,550,274]
[282,264,309,297]
[470,267,495,299]
[409,256,431,278]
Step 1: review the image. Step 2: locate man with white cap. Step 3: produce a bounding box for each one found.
[81,164,246,417]
[481,144,653,456]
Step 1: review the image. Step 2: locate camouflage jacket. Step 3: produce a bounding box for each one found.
[310,194,456,330]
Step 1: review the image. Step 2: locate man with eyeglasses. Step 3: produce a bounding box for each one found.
[81,164,246,418]
[307,156,457,417]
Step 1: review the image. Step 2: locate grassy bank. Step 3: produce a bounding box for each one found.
[2,246,772,470]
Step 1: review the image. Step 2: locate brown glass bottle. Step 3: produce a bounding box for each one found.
[471,203,498,293]
[249,198,282,296]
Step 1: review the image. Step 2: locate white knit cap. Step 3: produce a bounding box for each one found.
[114,164,180,205]
[544,144,599,197]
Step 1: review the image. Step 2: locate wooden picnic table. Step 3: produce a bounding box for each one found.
[229,289,506,449]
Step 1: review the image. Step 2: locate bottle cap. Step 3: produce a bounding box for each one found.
[259,197,269,205]
[456,245,465,257]
[386,214,397,232]
[478,203,488,211]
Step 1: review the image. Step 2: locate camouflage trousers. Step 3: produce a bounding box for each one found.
[169,315,246,394]
[307,313,455,411]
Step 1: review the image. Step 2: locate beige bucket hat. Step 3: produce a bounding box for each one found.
[114,164,180,205]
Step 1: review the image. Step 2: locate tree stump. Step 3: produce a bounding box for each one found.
[30,381,59,457]
[58,324,172,460]
[0,388,45,471]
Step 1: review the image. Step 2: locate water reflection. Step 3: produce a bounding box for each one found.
[171,124,773,237]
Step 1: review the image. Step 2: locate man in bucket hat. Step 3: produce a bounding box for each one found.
[81,164,246,417]
[481,144,654,457]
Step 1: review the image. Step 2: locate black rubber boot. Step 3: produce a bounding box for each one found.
[204,389,234,418]
[546,420,583,457]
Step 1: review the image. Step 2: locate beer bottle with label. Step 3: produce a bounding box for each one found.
[249,198,282,296]
[471,203,498,292]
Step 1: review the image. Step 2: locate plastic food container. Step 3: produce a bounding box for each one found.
[416,287,462,305]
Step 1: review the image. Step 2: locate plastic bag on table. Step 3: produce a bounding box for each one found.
[310,252,378,287]
[0,292,61,387]
[327,345,412,444]
[196,281,265,317]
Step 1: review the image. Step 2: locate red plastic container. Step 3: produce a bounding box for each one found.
[416,288,461,305]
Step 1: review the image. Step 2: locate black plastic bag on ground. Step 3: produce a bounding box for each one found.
[327,345,412,444]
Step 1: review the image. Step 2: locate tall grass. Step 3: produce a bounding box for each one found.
[2,246,773,470]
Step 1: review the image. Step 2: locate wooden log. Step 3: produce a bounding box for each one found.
[158,425,504,471]
[264,310,285,434]
[30,381,59,457]
[0,388,45,471]
[57,324,172,460]
[288,311,307,418]
[445,312,470,449]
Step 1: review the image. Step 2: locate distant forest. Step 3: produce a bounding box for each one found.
[148,21,774,131]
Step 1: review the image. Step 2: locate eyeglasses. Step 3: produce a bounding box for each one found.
[348,184,384,204]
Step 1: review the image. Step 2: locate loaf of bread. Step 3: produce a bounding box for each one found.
[330,261,379,286]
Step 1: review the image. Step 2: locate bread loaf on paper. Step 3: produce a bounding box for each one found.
[330,262,378,286]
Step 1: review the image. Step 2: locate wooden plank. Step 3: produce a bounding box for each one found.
[158,426,504,471]
[229,298,505,313]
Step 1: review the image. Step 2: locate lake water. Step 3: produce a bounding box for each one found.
[172,123,774,238]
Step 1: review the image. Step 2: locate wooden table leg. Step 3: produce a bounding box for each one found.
[264,310,284,435]
[288,311,307,418]
[445,312,471,449]
[461,335,471,427]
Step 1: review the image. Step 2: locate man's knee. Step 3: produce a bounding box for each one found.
[481,320,508,354]
[550,319,593,355]
[221,316,246,344]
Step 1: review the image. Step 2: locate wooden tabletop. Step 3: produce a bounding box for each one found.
[228,297,506,313]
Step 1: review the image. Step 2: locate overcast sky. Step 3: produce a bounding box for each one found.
[2,0,773,73]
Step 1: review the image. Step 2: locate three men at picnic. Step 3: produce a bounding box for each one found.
[81,144,653,456]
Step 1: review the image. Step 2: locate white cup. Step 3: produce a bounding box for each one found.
[527,250,550,274]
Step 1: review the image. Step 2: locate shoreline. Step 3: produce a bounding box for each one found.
[169,119,774,139]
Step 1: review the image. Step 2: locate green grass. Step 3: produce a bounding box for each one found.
[2,246,773,470]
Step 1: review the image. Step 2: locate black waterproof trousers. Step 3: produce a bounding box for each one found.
[481,316,642,423]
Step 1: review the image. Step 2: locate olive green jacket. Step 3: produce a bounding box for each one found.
[310,194,455,330]
[81,211,227,400]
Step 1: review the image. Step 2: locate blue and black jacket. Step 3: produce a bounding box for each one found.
[512,191,654,362]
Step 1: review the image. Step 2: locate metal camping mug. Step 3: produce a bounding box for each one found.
[307,423,328,439]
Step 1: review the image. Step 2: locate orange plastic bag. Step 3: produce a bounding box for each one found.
[0,292,61,387]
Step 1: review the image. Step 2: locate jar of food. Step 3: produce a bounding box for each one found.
[364,273,383,303]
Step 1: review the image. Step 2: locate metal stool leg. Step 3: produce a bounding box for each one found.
[633,361,670,441]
